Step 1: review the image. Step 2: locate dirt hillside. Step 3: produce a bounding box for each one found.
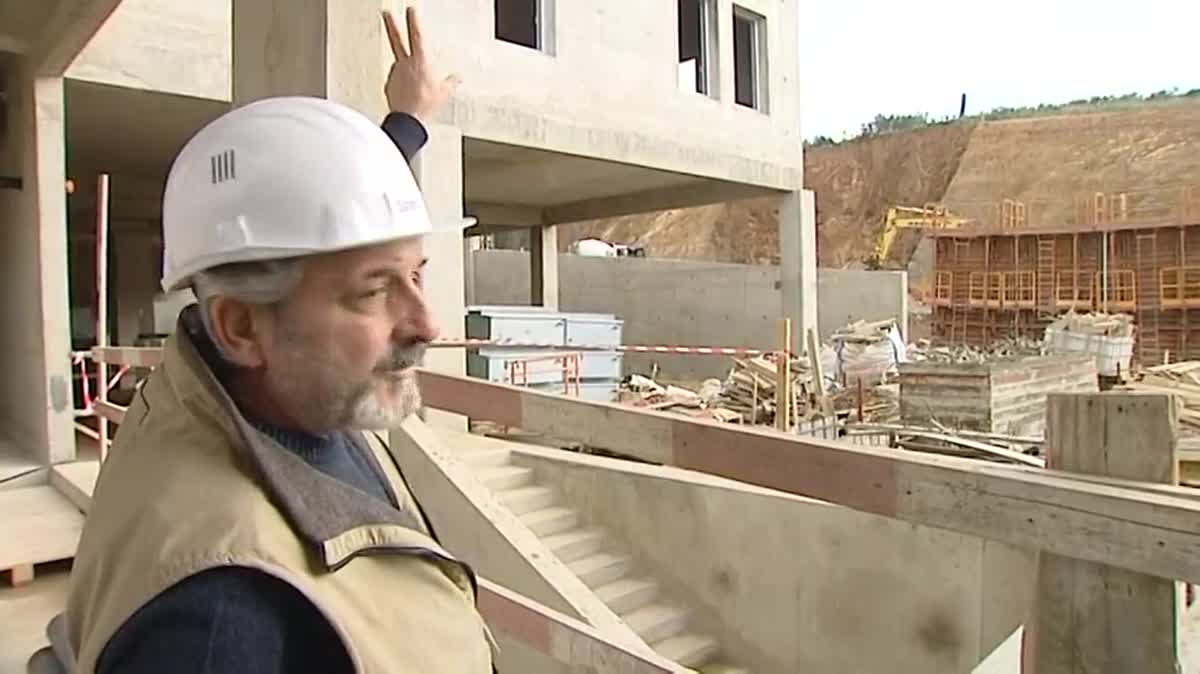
[942,99,1200,226]
[558,99,1200,272]
[558,122,977,268]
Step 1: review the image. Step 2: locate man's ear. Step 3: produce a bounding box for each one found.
[206,297,270,368]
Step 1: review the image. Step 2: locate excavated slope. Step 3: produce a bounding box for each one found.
[559,99,1200,275]
[942,100,1200,225]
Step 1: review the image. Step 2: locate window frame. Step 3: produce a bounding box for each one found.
[732,4,769,112]
[494,0,556,55]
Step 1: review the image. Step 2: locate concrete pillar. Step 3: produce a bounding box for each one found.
[530,225,559,309]
[780,189,818,355]
[0,64,75,464]
[411,123,467,430]
[231,0,386,117]
[463,236,480,307]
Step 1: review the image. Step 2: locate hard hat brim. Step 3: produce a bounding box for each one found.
[162,215,481,292]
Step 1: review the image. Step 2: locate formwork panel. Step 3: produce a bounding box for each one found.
[899,355,1097,436]
[897,364,991,430]
[931,221,1200,365]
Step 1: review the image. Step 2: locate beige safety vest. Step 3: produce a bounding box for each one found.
[65,313,494,673]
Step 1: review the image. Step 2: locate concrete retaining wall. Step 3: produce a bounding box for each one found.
[507,445,1036,673]
[471,250,908,379]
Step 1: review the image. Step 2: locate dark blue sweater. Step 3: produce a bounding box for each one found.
[95,112,429,674]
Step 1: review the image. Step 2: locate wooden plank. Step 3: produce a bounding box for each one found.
[0,486,84,577]
[415,370,1200,586]
[49,460,100,513]
[776,319,791,431]
[806,327,834,416]
[6,564,34,587]
[910,431,1045,467]
[90,346,162,368]
[93,400,125,424]
[1029,393,1179,674]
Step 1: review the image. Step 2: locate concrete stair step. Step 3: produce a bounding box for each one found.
[622,603,690,644]
[477,465,535,490]
[497,485,558,515]
[541,527,606,562]
[651,633,721,668]
[457,448,512,468]
[594,577,660,614]
[567,552,632,587]
[518,506,579,536]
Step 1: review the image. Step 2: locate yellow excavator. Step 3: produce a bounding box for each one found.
[864,203,972,270]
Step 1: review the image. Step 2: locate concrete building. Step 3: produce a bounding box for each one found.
[0,0,813,468]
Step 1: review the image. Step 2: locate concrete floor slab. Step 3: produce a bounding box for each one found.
[0,566,70,674]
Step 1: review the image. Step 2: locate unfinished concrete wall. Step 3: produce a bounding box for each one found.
[472,250,908,379]
[70,0,802,189]
[508,446,1036,673]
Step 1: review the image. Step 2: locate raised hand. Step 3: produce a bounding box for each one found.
[382,6,462,123]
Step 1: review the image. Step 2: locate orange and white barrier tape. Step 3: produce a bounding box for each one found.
[430,338,769,357]
[83,342,773,369]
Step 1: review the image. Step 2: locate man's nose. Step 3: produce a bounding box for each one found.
[396,294,440,345]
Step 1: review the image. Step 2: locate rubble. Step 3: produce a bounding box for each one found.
[1045,311,1135,338]
[1122,360,1200,430]
[906,336,1046,363]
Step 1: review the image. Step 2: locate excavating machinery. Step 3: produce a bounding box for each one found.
[863,203,973,270]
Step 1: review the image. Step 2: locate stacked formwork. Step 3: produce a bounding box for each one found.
[930,187,1200,363]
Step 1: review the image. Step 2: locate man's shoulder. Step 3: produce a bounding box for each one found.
[98,566,352,674]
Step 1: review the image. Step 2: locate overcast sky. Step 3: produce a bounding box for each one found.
[797,0,1200,140]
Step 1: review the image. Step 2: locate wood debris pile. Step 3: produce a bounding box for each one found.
[830,318,897,343]
[1045,311,1135,338]
[715,353,816,425]
[618,354,901,428]
[1123,361,1200,430]
[617,375,743,423]
[906,337,1046,363]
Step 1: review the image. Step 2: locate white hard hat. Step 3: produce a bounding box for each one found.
[160,96,459,291]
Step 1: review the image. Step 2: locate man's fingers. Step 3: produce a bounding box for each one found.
[405,6,426,62]
[382,10,408,59]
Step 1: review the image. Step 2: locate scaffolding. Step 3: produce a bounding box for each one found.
[930,187,1200,363]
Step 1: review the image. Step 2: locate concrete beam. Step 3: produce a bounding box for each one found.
[544,180,776,225]
[466,202,545,228]
[779,189,818,354]
[231,0,385,117]
[414,369,1200,587]
[28,0,125,76]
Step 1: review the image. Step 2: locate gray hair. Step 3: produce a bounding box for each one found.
[191,258,306,351]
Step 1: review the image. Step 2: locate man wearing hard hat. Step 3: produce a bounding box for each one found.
[54,9,494,674]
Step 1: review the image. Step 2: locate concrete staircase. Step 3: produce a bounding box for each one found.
[457,442,746,673]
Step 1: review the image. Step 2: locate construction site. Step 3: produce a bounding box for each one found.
[3,1,1200,673]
